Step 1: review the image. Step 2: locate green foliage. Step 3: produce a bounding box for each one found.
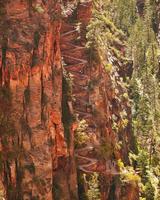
[61,2,76,18]
[62,69,75,145]
[105,63,113,73]
[117,159,141,186]
[74,120,89,148]
[34,4,44,13]
[86,173,101,200]
[86,2,125,72]
[112,0,137,32]
[126,1,160,199]
[98,0,160,199]
[63,69,73,100]
[111,110,129,133]
[98,139,114,159]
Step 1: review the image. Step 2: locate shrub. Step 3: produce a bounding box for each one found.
[87,173,101,200]
[74,120,89,148]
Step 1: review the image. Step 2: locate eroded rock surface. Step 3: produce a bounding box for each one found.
[0,0,139,200]
[0,1,67,199]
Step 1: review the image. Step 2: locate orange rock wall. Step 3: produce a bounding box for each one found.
[0,1,139,200]
[0,1,68,199]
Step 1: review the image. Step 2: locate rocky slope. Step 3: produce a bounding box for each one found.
[0,0,145,200]
[61,1,138,200]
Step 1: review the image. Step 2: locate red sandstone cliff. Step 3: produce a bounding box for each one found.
[0,1,139,200]
[0,1,68,199]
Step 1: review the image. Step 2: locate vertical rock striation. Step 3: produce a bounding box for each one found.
[0,1,67,199]
[0,0,141,200]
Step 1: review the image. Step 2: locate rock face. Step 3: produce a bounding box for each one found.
[0,1,68,199]
[61,1,138,200]
[0,1,138,200]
